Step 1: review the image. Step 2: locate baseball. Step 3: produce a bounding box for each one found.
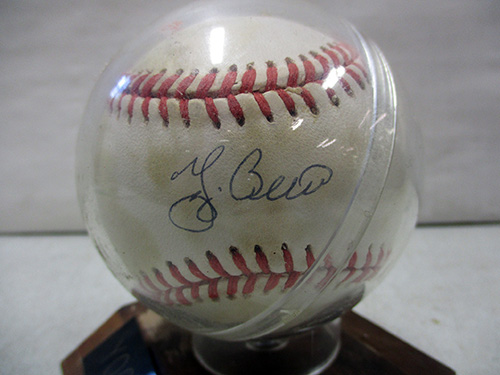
[77,9,418,340]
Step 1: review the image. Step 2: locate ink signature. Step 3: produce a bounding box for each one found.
[168,146,224,233]
[230,148,333,201]
[168,146,333,233]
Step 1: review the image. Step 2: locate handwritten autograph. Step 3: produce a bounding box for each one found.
[168,146,333,233]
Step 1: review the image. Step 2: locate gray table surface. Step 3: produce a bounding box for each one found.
[1,224,499,374]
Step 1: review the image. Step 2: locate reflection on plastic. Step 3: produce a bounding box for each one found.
[317,138,337,148]
[209,27,225,65]
[322,66,346,90]
[291,118,304,130]
[109,75,130,99]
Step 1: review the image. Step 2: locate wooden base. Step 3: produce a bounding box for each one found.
[62,303,454,375]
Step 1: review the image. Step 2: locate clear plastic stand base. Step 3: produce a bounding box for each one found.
[192,319,341,375]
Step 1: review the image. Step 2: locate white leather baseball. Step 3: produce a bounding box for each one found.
[80,15,417,336]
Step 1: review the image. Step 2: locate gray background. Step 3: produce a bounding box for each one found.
[1,0,499,232]
[1,2,499,374]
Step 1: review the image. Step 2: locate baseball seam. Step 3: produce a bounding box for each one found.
[110,42,369,128]
[138,244,389,306]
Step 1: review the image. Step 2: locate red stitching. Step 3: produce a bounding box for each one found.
[253,92,273,122]
[186,258,211,281]
[321,46,340,68]
[282,243,294,273]
[116,43,368,126]
[208,280,219,300]
[284,271,301,289]
[317,255,337,290]
[352,248,372,282]
[243,274,258,295]
[175,287,191,305]
[300,54,316,83]
[141,97,151,121]
[341,251,358,283]
[265,61,278,91]
[159,97,168,125]
[300,88,318,115]
[227,94,245,125]
[329,42,353,65]
[276,89,297,116]
[128,94,138,120]
[311,51,330,77]
[346,67,365,90]
[340,77,353,97]
[167,261,191,285]
[154,268,173,287]
[305,245,315,268]
[265,273,281,292]
[141,271,162,292]
[218,65,238,97]
[175,70,199,99]
[207,250,231,277]
[138,244,389,306]
[230,246,252,275]
[286,57,299,87]
[255,245,271,273]
[352,61,369,82]
[190,283,200,300]
[158,69,182,97]
[140,71,164,97]
[131,73,149,94]
[179,99,190,126]
[326,88,339,107]
[204,97,220,128]
[227,276,239,297]
[240,64,256,93]
[195,68,218,98]
[340,246,389,284]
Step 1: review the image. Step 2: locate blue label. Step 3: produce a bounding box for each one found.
[83,318,157,375]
